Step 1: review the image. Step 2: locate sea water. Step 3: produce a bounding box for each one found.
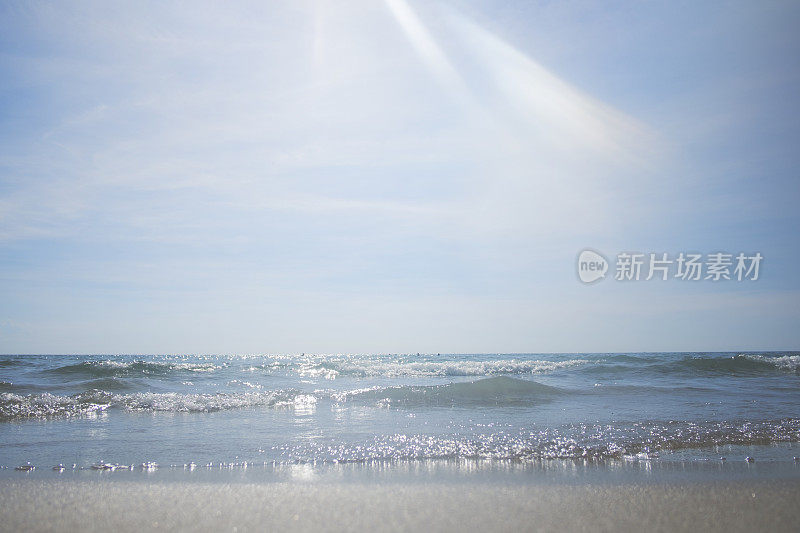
[1,352,798,480]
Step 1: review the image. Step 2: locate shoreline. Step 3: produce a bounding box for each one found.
[3,451,800,485]
[1,478,799,532]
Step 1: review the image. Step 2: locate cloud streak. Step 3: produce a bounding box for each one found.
[0,0,797,352]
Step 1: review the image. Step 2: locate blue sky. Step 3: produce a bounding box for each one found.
[0,0,798,354]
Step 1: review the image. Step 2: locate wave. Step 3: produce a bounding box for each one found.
[601,354,653,364]
[0,389,314,421]
[660,354,799,375]
[44,360,220,379]
[0,377,559,419]
[298,358,589,379]
[0,358,28,368]
[741,354,800,371]
[77,378,137,392]
[282,418,800,462]
[576,353,800,377]
[333,377,561,407]
[292,353,796,380]
[0,378,133,395]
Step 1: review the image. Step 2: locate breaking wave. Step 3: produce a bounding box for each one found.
[333,376,561,407]
[658,354,800,375]
[577,353,800,377]
[0,378,559,419]
[47,361,220,378]
[298,358,589,379]
[45,360,221,378]
[0,389,313,420]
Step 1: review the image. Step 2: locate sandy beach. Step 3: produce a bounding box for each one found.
[2,2,799,533]
[1,479,798,532]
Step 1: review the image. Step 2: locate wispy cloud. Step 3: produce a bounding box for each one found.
[1,0,665,246]
[0,0,797,352]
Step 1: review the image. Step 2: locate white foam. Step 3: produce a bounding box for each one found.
[741,354,800,371]
[0,390,303,419]
[305,358,590,378]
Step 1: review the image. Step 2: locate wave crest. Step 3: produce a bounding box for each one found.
[0,389,310,420]
[666,354,799,375]
[333,377,561,407]
[299,359,588,379]
[579,353,800,376]
[45,360,220,378]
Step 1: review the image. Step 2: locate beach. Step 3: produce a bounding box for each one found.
[2,352,799,531]
[1,478,799,532]
[3,353,799,467]
[3,1,800,531]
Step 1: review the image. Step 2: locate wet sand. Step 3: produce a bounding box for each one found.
[1,479,798,532]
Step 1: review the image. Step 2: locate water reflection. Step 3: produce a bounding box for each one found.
[5,455,799,486]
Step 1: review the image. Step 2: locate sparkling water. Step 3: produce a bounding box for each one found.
[1,352,798,475]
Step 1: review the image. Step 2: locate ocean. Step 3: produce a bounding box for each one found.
[1,352,799,480]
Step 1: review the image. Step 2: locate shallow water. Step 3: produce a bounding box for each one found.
[1,352,798,474]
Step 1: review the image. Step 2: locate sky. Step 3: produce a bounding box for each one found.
[0,0,798,354]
